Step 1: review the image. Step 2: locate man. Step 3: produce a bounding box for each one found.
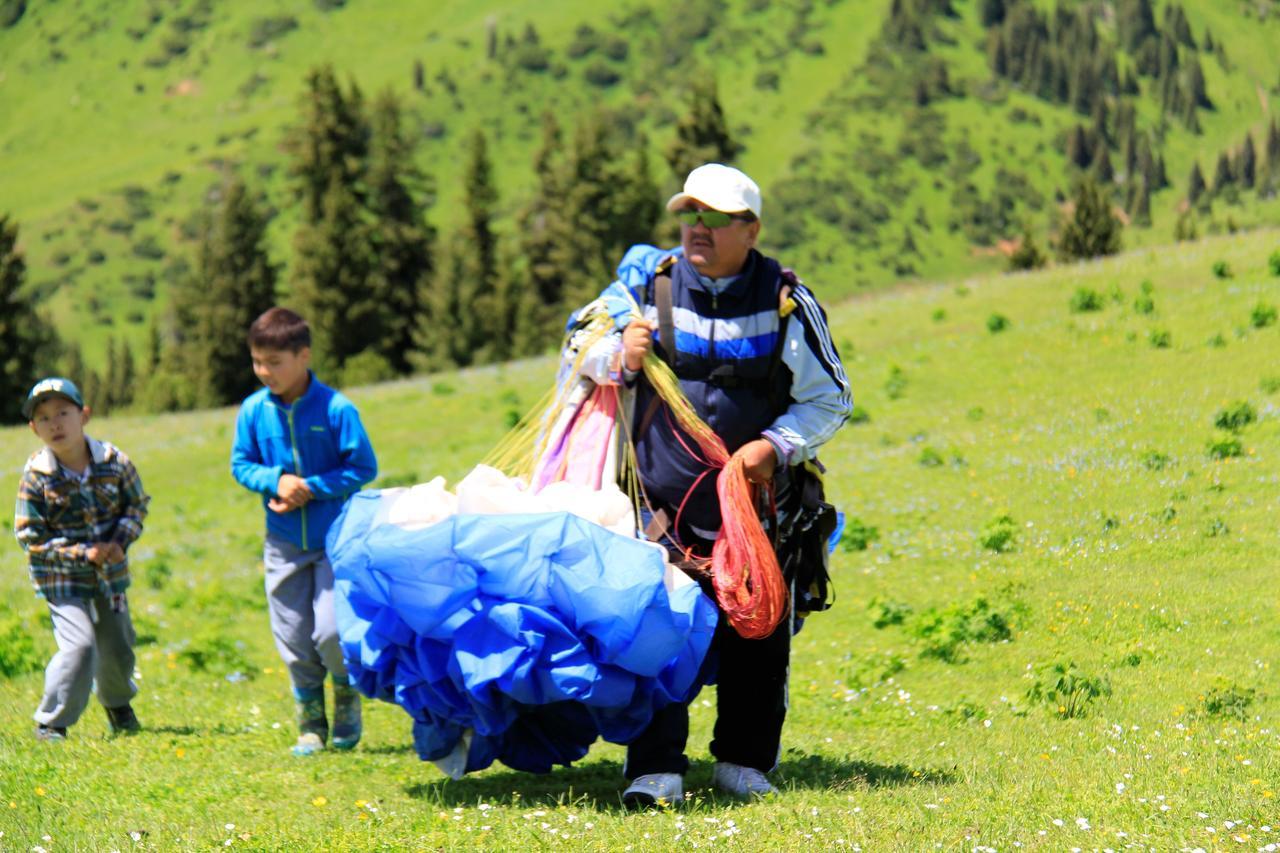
[575,163,853,806]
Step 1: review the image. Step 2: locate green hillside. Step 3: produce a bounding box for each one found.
[2,229,1280,848]
[2,0,1280,367]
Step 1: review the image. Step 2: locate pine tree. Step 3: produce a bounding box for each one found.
[1008,227,1047,271]
[366,88,436,375]
[1132,176,1152,226]
[1166,3,1196,48]
[1184,57,1210,108]
[170,176,279,406]
[1059,177,1122,261]
[1065,124,1091,169]
[980,0,1006,28]
[1116,0,1156,53]
[1186,162,1206,206]
[292,176,375,374]
[0,215,59,424]
[1211,150,1234,194]
[1237,133,1257,190]
[664,77,743,184]
[1092,146,1115,183]
[286,65,369,222]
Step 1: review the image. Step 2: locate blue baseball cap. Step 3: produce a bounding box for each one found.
[22,377,84,419]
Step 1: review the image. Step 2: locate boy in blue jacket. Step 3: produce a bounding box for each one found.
[231,307,377,756]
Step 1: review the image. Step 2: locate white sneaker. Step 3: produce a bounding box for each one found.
[712,762,776,798]
[622,772,684,808]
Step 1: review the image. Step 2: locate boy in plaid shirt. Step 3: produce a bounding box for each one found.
[14,377,150,742]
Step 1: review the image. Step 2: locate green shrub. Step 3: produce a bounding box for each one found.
[848,404,871,424]
[1251,302,1278,328]
[1201,680,1255,719]
[1211,260,1232,278]
[1133,294,1155,314]
[0,0,25,28]
[144,556,173,590]
[1213,400,1256,432]
[910,597,1014,663]
[1026,661,1110,718]
[1269,249,1280,277]
[1069,287,1103,313]
[376,471,419,489]
[248,15,298,48]
[1148,328,1171,348]
[1261,375,1280,394]
[884,365,907,399]
[844,650,906,689]
[1140,450,1172,470]
[986,313,1009,333]
[1207,332,1227,348]
[931,308,947,322]
[1204,518,1230,538]
[0,615,43,678]
[869,598,912,629]
[1206,434,1243,459]
[841,517,879,551]
[979,514,1016,553]
[583,60,620,87]
[431,381,455,395]
[918,446,945,467]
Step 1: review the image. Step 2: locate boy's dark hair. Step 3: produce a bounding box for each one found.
[248,307,311,353]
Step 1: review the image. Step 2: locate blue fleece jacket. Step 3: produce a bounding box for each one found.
[231,373,377,551]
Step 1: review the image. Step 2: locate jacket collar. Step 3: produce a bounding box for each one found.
[30,436,108,476]
[267,371,319,409]
[674,249,771,302]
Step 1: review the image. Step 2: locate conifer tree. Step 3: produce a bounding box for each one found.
[367,88,436,375]
[1132,176,1152,226]
[1059,178,1122,261]
[0,215,59,424]
[1211,151,1234,194]
[1092,146,1115,184]
[287,65,369,221]
[1065,124,1091,170]
[664,78,743,184]
[169,176,279,406]
[1008,227,1047,271]
[980,0,1006,28]
[1186,162,1206,206]
[1237,134,1257,190]
[1117,0,1156,53]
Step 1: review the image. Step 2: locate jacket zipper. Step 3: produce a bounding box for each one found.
[286,405,308,550]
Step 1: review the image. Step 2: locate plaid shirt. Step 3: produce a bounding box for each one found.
[14,436,149,600]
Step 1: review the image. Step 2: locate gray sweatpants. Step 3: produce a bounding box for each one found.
[263,533,347,692]
[34,594,137,729]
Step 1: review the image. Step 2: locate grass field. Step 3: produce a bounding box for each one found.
[4,0,1280,366]
[2,229,1280,849]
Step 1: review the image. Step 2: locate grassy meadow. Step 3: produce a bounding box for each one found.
[1,230,1279,849]
[4,0,1280,365]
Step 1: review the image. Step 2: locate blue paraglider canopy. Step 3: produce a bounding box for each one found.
[329,483,719,775]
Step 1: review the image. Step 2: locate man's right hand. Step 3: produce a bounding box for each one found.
[622,320,656,371]
[87,542,125,565]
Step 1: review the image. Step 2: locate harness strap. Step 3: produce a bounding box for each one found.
[654,272,675,369]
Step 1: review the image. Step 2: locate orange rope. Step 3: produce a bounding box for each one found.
[643,351,789,639]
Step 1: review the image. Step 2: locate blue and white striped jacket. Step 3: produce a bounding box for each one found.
[574,244,852,530]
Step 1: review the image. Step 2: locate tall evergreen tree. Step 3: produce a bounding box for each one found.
[169,176,279,406]
[366,88,436,375]
[1059,178,1122,261]
[1237,133,1257,190]
[1132,176,1152,226]
[292,176,376,374]
[420,129,503,369]
[1065,124,1091,169]
[980,0,1006,28]
[1211,150,1234,194]
[287,65,369,221]
[664,78,743,184]
[0,215,59,424]
[1116,0,1157,53]
[1186,162,1206,206]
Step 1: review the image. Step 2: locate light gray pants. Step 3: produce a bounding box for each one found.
[263,534,346,693]
[34,594,137,728]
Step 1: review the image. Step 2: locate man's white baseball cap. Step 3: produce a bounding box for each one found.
[666,163,762,219]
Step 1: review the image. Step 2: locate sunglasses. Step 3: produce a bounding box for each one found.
[675,209,751,229]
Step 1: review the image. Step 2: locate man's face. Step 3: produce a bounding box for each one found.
[679,205,761,279]
[29,397,89,454]
[250,346,311,401]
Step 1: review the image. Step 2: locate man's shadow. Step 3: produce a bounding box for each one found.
[404,752,953,811]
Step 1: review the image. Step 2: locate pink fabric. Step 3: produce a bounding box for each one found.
[532,385,617,492]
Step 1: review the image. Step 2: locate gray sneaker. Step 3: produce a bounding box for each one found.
[712,762,776,798]
[622,773,684,809]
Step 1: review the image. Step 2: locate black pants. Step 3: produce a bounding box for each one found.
[624,603,792,778]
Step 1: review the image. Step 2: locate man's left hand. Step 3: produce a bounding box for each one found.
[737,438,778,484]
